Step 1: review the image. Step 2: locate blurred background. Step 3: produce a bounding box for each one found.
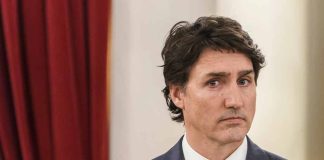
[110,0,324,159]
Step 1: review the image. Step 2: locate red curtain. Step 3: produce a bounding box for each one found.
[0,0,110,159]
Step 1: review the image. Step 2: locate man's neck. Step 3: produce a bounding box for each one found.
[185,131,244,160]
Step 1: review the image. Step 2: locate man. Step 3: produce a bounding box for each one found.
[154,16,285,160]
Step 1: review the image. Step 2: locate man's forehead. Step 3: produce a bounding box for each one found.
[190,50,254,74]
[205,69,255,77]
[196,49,251,63]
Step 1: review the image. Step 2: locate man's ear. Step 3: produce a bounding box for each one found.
[169,85,185,109]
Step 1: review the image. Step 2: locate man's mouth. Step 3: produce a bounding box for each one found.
[219,116,245,123]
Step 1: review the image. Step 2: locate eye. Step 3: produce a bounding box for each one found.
[207,80,220,88]
[238,79,250,86]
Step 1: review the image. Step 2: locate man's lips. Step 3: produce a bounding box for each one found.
[219,116,246,123]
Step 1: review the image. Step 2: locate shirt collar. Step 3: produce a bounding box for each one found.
[182,134,208,160]
[226,136,247,160]
[182,134,247,160]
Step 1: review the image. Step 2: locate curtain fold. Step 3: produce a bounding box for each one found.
[0,0,110,159]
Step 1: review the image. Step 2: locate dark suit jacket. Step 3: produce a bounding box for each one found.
[153,136,286,160]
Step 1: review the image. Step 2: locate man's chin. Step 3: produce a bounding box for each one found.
[212,128,247,145]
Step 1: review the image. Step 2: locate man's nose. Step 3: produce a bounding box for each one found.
[223,85,243,109]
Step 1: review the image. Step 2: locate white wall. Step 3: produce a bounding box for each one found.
[306,0,324,159]
[111,0,324,159]
[111,0,215,159]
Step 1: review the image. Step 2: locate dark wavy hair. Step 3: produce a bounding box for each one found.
[161,16,265,122]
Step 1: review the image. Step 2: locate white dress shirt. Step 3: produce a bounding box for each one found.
[182,134,248,160]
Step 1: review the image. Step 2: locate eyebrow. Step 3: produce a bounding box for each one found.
[238,69,254,77]
[205,69,254,78]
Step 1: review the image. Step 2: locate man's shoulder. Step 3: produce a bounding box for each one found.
[153,136,184,160]
[246,137,286,160]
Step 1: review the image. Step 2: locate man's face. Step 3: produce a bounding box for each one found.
[171,48,256,144]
